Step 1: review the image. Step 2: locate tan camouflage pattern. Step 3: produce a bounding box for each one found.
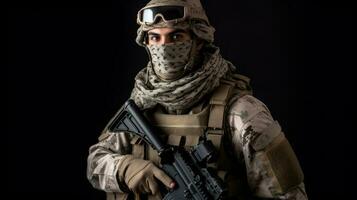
[136,0,215,46]
[138,0,210,25]
[136,20,216,47]
[87,95,307,199]
[130,44,233,113]
[147,40,193,81]
[87,131,132,192]
[227,95,307,199]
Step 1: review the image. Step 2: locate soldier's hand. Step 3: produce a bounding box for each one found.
[118,155,175,194]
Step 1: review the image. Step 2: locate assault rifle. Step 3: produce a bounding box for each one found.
[107,99,227,200]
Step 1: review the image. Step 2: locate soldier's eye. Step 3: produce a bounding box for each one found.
[172,34,183,41]
[149,35,160,42]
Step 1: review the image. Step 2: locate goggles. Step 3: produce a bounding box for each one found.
[137,6,188,25]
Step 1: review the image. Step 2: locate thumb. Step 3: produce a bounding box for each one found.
[152,166,174,188]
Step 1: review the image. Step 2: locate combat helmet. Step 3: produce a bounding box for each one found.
[136,0,215,46]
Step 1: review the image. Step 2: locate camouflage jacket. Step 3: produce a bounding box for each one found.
[87,95,308,199]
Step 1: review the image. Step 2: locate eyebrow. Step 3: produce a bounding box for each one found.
[147,29,187,36]
[147,32,160,37]
[168,29,187,35]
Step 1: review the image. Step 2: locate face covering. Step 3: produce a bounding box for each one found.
[131,44,233,113]
[147,40,193,81]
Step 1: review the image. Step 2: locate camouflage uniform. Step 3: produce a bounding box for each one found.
[87,93,307,199]
[87,0,308,199]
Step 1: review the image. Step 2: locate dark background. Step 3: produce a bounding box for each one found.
[7,0,355,199]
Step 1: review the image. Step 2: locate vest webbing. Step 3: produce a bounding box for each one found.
[145,74,252,151]
[127,74,252,199]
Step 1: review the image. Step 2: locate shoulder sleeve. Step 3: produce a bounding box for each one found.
[226,95,307,199]
[227,95,274,160]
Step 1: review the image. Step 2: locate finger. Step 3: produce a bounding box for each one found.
[138,183,151,194]
[151,191,162,199]
[147,176,159,194]
[152,166,174,188]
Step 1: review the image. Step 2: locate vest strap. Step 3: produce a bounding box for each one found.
[208,84,233,129]
[209,84,232,105]
[206,129,224,150]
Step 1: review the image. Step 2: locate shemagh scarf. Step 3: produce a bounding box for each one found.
[130,44,235,113]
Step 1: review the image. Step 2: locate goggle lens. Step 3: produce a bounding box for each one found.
[141,6,185,24]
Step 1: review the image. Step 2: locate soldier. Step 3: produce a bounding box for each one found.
[87,0,308,199]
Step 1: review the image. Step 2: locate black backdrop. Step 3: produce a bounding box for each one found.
[7,0,355,199]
